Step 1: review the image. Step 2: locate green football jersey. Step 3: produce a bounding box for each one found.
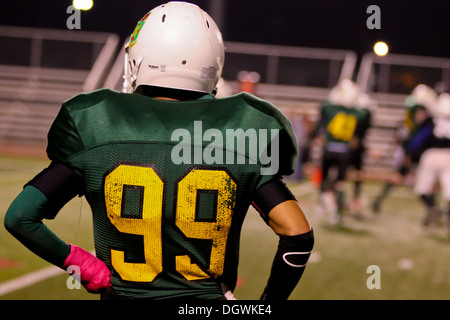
[46,88,297,299]
[319,101,371,146]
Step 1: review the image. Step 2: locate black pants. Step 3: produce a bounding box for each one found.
[321,150,350,191]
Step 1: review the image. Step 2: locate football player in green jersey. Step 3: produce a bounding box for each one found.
[314,80,371,223]
[4,2,313,300]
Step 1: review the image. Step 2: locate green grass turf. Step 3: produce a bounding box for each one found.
[1,156,449,300]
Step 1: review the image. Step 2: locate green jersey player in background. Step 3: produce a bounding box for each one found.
[313,80,371,223]
[4,2,313,300]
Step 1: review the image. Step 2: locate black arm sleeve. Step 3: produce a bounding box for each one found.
[4,162,82,266]
[25,161,82,219]
[260,229,314,300]
[251,178,297,224]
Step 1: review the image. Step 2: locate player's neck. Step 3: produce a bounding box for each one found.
[154,97,180,101]
[136,85,207,101]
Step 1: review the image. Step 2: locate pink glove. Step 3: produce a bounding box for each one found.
[63,244,112,293]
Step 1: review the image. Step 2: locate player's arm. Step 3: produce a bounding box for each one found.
[309,104,327,142]
[252,178,314,300]
[351,112,371,150]
[4,161,111,293]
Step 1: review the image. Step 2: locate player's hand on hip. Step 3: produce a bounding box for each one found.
[63,244,112,293]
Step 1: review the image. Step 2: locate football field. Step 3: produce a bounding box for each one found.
[0,156,449,300]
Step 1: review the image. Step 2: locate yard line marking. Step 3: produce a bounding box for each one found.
[0,250,95,297]
[0,265,64,297]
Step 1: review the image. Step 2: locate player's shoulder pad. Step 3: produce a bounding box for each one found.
[47,89,121,162]
[236,92,299,177]
[62,88,120,112]
[238,92,290,125]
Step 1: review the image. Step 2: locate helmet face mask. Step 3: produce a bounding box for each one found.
[123,2,225,95]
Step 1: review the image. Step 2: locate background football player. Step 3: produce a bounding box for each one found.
[413,93,450,230]
[4,2,313,300]
[312,80,371,224]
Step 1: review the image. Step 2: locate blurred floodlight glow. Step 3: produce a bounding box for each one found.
[374,41,389,56]
[73,0,93,11]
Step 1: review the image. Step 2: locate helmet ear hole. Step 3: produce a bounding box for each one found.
[162,14,166,23]
[182,60,187,65]
[206,20,210,28]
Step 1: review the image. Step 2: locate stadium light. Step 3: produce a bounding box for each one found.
[374,41,389,56]
[73,0,94,11]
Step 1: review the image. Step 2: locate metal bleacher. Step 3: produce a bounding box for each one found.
[0,26,119,147]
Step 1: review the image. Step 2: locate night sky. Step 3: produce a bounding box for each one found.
[1,0,449,58]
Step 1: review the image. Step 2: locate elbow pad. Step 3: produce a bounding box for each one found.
[261,228,314,301]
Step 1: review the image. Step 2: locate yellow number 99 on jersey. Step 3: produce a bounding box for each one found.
[104,164,237,283]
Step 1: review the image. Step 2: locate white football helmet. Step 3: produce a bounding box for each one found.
[405,84,437,109]
[328,79,362,108]
[123,2,225,94]
[433,93,450,117]
[355,92,378,112]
